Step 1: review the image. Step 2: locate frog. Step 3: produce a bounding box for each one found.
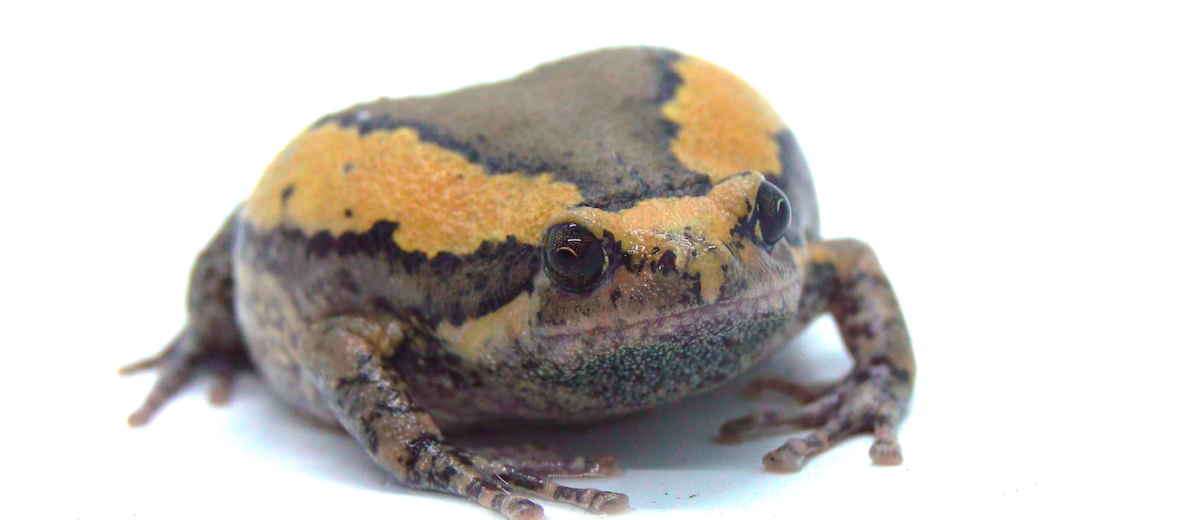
[121,47,915,519]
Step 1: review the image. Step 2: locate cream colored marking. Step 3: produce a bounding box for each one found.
[436,291,534,362]
[661,56,787,183]
[244,124,583,257]
[549,172,765,303]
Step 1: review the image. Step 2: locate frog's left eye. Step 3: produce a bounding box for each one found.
[543,223,607,291]
[753,181,792,244]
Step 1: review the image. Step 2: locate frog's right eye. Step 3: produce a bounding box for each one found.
[543,223,607,291]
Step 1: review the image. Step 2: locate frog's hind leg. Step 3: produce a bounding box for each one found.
[300,317,628,520]
[120,212,249,426]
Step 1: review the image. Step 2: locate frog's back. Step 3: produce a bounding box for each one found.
[243,47,818,251]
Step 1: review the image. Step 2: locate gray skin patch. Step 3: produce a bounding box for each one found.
[314,47,819,231]
[315,48,707,212]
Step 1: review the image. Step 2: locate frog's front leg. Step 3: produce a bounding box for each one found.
[299,317,629,520]
[720,239,915,471]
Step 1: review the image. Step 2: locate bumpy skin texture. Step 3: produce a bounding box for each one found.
[124,47,915,519]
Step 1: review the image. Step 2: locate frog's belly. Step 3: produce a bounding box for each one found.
[400,316,800,428]
[233,264,340,424]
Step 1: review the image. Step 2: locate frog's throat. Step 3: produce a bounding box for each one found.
[534,278,799,356]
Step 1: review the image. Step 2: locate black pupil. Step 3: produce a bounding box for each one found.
[755,181,791,244]
[544,223,606,290]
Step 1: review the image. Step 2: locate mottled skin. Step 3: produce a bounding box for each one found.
[123,48,915,519]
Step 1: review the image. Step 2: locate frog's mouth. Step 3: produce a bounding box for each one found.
[535,280,799,360]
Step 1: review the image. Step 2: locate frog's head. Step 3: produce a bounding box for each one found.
[524,171,804,410]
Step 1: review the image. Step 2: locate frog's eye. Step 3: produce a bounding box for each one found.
[543,223,607,291]
[754,181,792,244]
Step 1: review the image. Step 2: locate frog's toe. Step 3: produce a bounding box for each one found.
[870,437,903,465]
[868,401,903,466]
[742,376,842,403]
[205,358,239,406]
[759,414,858,473]
[117,334,179,376]
[763,436,821,472]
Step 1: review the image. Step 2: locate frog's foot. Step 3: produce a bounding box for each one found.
[407,441,629,519]
[473,443,621,478]
[719,366,908,471]
[119,328,247,426]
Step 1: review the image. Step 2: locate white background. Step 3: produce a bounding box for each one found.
[3,1,1177,518]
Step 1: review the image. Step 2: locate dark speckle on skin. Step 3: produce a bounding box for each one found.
[656,250,677,274]
[345,209,354,218]
[280,184,295,206]
[343,162,355,174]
